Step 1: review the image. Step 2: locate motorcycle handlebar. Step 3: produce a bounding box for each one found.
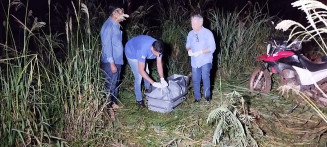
[266,20,311,51]
[270,39,310,51]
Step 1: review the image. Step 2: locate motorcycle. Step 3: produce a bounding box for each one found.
[248,38,327,107]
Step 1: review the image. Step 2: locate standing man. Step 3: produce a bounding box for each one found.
[100,4,129,110]
[125,35,168,107]
[186,13,216,103]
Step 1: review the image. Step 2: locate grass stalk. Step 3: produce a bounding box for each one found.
[209,3,273,79]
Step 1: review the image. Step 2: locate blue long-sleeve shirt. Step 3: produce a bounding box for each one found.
[186,27,216,68]
[125,35,157,63]
[100,17,124,65]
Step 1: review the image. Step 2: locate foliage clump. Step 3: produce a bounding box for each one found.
[207,91,261,146]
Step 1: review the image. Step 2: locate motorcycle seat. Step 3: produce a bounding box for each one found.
[299,54,327,72]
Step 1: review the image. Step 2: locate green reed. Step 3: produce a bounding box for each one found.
[0,0,294,146]
[157,0,191,76]
[209,3,273,79]
[0,0,109,146]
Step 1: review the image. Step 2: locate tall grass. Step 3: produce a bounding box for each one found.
[1,0,306,146]
[157,0,191,76]
[125,4,154,39]
[209,3,273,79]
[1,0,109,146]
[1,0,51,145]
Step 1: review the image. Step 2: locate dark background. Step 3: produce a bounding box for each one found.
[0,0,311,23]
[1,0,325,52]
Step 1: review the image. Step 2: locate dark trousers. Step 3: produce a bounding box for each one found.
[192,63,212,100]
[102,63,122,104]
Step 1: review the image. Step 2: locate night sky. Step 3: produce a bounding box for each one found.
[0,0,316,25]
[1,0,326,50]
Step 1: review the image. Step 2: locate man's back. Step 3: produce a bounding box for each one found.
[125,35,156,60]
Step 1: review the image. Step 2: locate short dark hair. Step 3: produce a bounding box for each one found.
[152,40,164,53]
[191,13,203,22]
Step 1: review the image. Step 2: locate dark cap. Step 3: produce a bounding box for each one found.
[108,3,122,16]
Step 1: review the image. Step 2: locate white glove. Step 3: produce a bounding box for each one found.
[188,50,194,56]
[193,50,203,57]
[152,82,164,88]
[160,78,168,87]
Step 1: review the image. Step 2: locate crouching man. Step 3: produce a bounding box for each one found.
[125,35,168,107]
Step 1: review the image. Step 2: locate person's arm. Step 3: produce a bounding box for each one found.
[187,47,194,56]
[101,25,117,73]
[156,57,164,78]
[109,26,120,73]
[102,28,114,63]
[201,49,211,54]
[186,32,196,56]
[138,61,154,84]
[110,62,117,73]
[192,49,210,57]
[203,31,216,54]
[186,32,191,51]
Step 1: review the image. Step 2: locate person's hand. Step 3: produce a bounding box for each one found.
[188,50,194,56]
[110,63,117,73]
[193,50,203,57]
[160,78,168,87]
[152,82,164,88]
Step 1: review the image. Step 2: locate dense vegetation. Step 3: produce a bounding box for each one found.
[1,0,326,146]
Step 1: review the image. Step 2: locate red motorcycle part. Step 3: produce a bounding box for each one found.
[264,51,295,62]
[256,51,294,62]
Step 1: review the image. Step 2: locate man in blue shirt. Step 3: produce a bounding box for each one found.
[186,14,216,103]
[100,4,129,110]
[125,35,168,107]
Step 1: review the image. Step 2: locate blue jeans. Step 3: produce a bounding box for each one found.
[102,63,122,104]
[192,63,212,100]
[127,58,150,102]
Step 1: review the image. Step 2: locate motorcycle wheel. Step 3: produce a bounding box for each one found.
[249,68,272,95]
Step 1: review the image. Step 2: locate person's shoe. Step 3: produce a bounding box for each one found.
[194,99,200,103]
[106,101,113,109]
[205,96,212,102]
[137,100,146,107]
